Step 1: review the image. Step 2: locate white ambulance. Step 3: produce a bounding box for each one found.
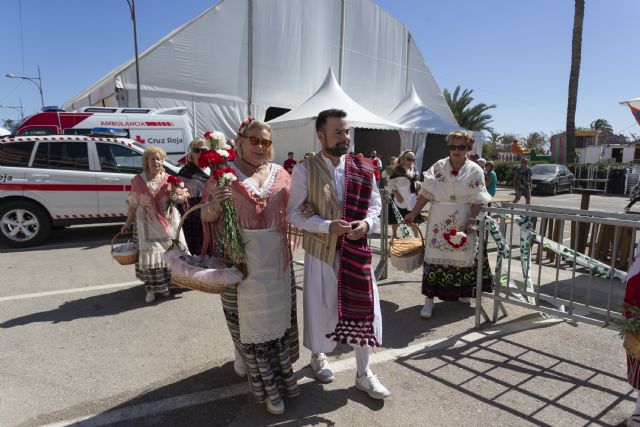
[0,134,181,248]
[10,106,193,161]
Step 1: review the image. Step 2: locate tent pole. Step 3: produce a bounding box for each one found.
[338,0,346,84]
[247,0,253,117]
[192,96,197,140]
[405,32,411,93]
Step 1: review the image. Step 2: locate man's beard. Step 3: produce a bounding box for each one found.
[325,142,348,157]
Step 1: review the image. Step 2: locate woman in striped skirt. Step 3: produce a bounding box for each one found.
[201,120,300,415]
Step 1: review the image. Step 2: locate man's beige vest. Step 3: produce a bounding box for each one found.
[302,154,341,266]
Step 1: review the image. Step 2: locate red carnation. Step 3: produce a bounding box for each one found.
[167,175,182,186]
[203,131,213,139]
[198,150,224,168]
[227,148,237,161]
[450,228,457,236]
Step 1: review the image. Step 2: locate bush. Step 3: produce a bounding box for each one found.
[494,161,518,185]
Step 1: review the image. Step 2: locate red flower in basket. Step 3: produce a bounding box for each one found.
[443,227,468,249]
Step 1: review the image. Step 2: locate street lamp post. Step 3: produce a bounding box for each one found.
[5,66,44,109]
[126,0,142,108]
[0,100,24,118]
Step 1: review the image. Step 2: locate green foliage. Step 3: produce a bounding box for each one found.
[590,118,614,134]
[443,86,496,131]
[2,119,15,130]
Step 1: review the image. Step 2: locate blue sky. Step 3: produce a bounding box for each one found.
[1,0,638,139]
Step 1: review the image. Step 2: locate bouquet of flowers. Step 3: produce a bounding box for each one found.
[443,228,468,249]
[198,131,245,266]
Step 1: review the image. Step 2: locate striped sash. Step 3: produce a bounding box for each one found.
[326,154,379,347]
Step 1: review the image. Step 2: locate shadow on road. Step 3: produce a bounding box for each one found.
[0,223,122,253]
[396,318,633,426]
[0,285,180,328]
[24,361,365,426]
[380,299,475,349]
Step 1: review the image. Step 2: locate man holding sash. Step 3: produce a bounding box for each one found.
[287,109,390,399]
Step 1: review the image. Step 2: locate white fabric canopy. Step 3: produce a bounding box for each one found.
[63,0,454,145]
[269,69,401,163]
[269,69,401,130]
[389,84,460,134]
[0,127,10,136]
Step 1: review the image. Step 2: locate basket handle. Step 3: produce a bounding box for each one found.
[111,231,124,253]
[390,222,424,244]
[167,204,205,251]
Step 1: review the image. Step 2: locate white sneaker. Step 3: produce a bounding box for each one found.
[420,298,434,318]
[310,353,334,383]
[145,292,155,303]
[160,290,171,298]
[233,349,247,378]
[266,399,284,415]
[459,297,471,304]
[355,370,390,399]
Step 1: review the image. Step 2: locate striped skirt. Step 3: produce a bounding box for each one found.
[221,266,300,405]
[133,222,171,294]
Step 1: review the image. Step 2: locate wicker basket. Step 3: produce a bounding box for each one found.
[389,225,425,273]
[111,232,139,265]
[164,204,243,294]
[624,330,640,359]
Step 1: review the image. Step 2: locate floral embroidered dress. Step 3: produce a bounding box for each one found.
[128,172,185,294]
[419,158,492,300]
[201,162,299,407]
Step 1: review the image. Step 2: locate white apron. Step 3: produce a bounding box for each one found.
[237,228,291,344]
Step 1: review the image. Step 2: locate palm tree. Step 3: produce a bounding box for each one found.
[443,86,496,131]
[565,0,585,163]
[487,129,501,146]
[524,132,547,153]
[590,118,613,133]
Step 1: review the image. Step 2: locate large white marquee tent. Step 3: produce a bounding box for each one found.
[63,0,458,150]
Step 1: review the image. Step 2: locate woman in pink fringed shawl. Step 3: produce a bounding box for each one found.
[121,147,187,304]
[200,120,299,416]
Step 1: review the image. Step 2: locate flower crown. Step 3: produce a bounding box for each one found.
[237,117,254,138]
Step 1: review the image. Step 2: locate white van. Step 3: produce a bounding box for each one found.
[0,134,182,247]
[10,106,193,161]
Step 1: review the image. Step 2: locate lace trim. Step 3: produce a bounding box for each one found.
[239,324,290,344]
[231,163,279,199]
[425,256,476,268]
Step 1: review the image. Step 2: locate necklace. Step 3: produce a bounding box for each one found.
[240,156,265,170]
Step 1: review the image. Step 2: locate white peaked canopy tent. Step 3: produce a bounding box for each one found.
[269,69,402,162]
[63,0,455,143]
[388,84,461,169]
[0,128,10,136]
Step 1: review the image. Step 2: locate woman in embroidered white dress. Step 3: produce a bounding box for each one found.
[200,120,299,416]
[405,131,492,319]
[121,147,188,303]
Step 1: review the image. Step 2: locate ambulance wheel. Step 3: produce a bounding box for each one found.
[0,200,52,248]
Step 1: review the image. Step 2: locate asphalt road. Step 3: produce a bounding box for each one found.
[0,188,636,426]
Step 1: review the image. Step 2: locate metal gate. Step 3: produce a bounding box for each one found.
[475,203,640,329]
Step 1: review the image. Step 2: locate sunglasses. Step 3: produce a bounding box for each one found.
[405,158,415,162]
[247,136,273,148]
[193,147,208,153]
[448,144,468,152]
